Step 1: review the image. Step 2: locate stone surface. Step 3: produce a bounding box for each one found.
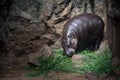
[27,45,52,66]
[110,57,120,68]
[72,55,82,62]
[38,45,52,58]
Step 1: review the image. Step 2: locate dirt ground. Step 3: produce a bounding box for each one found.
[0,65,87,80]
[0,64,117,80]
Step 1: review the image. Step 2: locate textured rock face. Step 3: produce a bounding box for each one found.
[0,0,107,65]
[0,0,13,52]
[7,0,74,57]
[0,0,14,66]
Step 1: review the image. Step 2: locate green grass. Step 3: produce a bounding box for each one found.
[74,49,112,74]
[26,49,73,77]
[27,48,112,77]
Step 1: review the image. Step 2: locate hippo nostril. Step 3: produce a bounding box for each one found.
[64,51,73,57]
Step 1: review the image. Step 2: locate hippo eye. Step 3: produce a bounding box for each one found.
[62,40,65,44]
[63,40,65,42]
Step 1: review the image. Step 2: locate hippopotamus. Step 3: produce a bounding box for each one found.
[61,13,104,57]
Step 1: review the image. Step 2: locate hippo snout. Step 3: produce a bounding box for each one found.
[64,48,75,57]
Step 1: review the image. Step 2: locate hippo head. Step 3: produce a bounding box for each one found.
[62,35,77,57]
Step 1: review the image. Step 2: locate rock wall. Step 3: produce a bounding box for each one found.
[0,0,13,52]
[0,0,108,66]
[0,0,14,65]
[106,0,120,77]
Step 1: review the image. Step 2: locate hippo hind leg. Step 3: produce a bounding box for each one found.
[89,36,103,51]
[95,36,103,50]
[88,40,97,51]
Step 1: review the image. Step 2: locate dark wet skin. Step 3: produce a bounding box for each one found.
[62,13,104,57]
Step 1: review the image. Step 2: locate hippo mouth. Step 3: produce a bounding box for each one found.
[64,48,75,57]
